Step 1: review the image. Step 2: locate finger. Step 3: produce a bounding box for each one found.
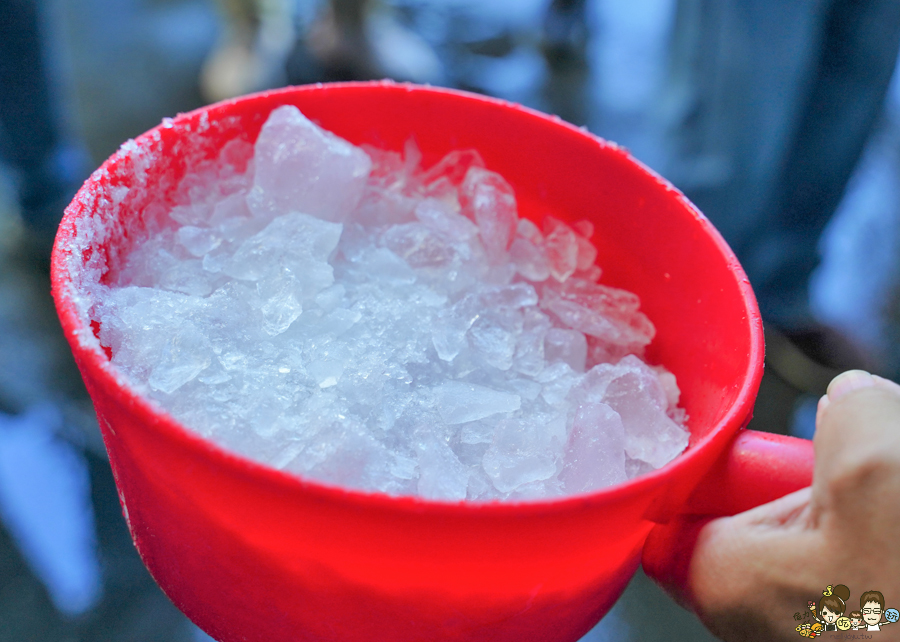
[811,384,900,556]
[816,370,900,417]
[827,370,878,399]
[813,372,900,480]
[811,383,900,613]
[812,371,900,518]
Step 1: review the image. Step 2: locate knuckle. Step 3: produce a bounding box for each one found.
[825,452,900,502]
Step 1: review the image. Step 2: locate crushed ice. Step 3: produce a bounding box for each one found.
[90,105,689,501]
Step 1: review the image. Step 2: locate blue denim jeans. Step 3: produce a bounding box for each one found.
[660,0,900,329]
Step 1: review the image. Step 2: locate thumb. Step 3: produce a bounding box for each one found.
[810,371,900,571]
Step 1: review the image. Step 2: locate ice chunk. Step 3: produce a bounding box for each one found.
[575,236,597,271]
[510,237,550,282]
[625,456,655,479]
[505,378,542,402]
[414,198,478,242]
[544,327,587,372]
[459,420,495,445]
[308,359,344,389]
[350,246,416,284]
[431,293,482,361]
[247,105,372,223]
[487,282,539,309]
[415,432,469,501]
[461,167,517,262]
[517,218,543,244]
[468,309,522,371]
[653,365,682,412]
[168,203,206,228]
[537,361,581,406]
[541,278,655,352]
[156,254,218,297]
[177,226,222,257]
[573,356,689,469]
[99,288,215,395]
[434,381,521,424]
[431,284,537,363]
[296,420,408,494]
[210,191,253,227]
[147,322,212,393]
[315,284,345,312]
[420,149,485,187]
[482,415,566,493]
[256,267,304,336]
[572,219,594,238]
[543,216,578,282]
[381,223,454,269]
[559,403,627,494]
[513,307,551,376]
[223,213,342,303]
[353,185,418,226]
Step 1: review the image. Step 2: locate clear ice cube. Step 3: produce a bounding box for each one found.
[247,105,372,223]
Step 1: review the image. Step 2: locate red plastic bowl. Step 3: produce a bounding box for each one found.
[51,82,813,642]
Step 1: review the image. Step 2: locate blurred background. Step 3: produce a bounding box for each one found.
[2,0,900,639]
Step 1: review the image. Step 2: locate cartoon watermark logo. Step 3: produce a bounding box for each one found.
[793,585,898,636]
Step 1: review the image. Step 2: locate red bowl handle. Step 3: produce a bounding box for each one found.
[641,430,813,601]
[683,429,814,517]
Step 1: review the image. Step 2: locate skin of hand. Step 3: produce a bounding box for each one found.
[642,370,900,641]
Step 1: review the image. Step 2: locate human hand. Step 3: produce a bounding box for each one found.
[642,370,900,641]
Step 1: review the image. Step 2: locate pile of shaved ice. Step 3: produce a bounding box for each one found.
[90,105,689,501]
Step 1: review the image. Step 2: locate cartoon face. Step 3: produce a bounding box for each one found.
[821,606,839,623]
[863,601,883,625]
[836,617,851,631]
[886,608,900,623]
[850,617,862,627]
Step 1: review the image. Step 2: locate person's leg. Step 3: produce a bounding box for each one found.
[662,0,900,332]
[543,0,588,62]
[541,0,589,126]
[306,0,371,81]
[747,0,900,328]
[298,0,441,84]
[660,0,829,255]
[201,0,293,102]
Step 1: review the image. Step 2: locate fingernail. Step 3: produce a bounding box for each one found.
[827,370,876,402]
